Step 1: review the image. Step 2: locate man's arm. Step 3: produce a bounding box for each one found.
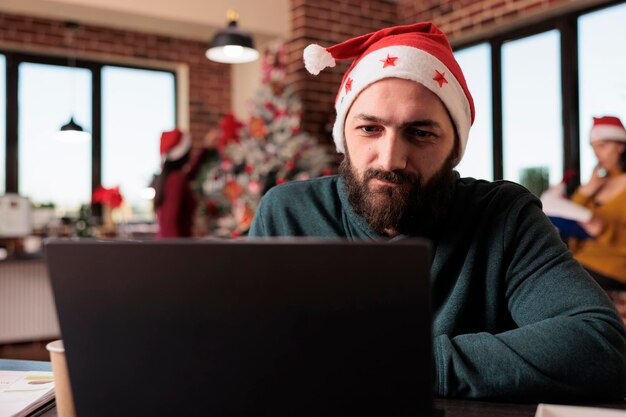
[435,197,626,401]
[249,194,271,237]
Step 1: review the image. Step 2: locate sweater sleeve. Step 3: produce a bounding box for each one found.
[248,196,270,237]
[570,189,592,206]
[434,195,626,401]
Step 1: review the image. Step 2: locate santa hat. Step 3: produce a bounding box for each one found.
[303,22,474,160]
[160,128,192,161]
[590,116,626,143]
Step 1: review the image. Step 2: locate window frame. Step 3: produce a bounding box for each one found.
[452,0,624,192]
[2,51,177,201]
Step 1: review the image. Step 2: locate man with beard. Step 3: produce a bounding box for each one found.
[248,23,626,401]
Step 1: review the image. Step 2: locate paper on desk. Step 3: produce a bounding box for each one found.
[540,187,592,223]
[0,370,55,417]
[535,404,626,417]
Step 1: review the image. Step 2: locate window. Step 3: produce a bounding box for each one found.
[0,54,5,194]
[454,43,493,180]
[578,2,626,183]
[502,30,562,195]
[102,66,176,221]
[1,53,177,221]
[18,62,92,214]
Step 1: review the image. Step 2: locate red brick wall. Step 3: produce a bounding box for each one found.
[287,0,397,147]
[396,0,588,41]
[0,12,230,147]
[287,0,615,148]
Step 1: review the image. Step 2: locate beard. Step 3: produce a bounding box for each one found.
[339,151,457,237]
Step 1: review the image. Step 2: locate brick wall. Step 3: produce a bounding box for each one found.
[287,0,614,148]
[396,0,591,41]
[287,0,396,147]
[0,12,230,147]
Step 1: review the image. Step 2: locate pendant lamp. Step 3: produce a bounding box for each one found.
[206,9,259,64]
[57,21,90,142]
[57,116,90,142]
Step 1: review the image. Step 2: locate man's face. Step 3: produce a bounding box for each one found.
[340,77,458,236]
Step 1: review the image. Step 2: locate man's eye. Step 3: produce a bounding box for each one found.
[359,125,381,134]
[408,129,435,139]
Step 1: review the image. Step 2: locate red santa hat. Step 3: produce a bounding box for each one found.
[160,128,192,161]
[303,22,474,160]
[590,116,626,143]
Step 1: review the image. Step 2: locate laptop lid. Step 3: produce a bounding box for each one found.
[46,238,433,417]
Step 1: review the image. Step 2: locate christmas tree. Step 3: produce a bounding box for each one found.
[200,40,335,237]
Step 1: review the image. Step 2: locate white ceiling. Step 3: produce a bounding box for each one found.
[0,0,290,41]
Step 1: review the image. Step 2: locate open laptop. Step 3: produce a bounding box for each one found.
[45,238,433,417]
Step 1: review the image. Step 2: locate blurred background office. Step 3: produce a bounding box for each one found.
[0,0,624,358]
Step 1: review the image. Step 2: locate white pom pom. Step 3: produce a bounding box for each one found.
[303,44,335,75]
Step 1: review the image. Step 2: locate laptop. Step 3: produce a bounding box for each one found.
[45,238,433,417]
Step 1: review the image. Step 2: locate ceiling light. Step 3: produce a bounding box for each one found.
[56,116,90,142]
[206,9,259,64]
[57,21,90,142]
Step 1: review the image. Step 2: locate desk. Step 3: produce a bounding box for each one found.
[3,359,626,417]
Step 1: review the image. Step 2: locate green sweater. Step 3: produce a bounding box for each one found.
[249,175,626,401]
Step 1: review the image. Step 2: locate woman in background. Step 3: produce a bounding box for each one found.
[154,128,217,238]
[570,116,626,290]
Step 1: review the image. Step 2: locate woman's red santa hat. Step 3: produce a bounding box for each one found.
[303,22,475,162]
[160,128,192,161]
[590,116,626,143]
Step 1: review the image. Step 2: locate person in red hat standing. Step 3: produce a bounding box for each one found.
[249,23,626,400]
[154,128,217,238]
[569,116,626,290]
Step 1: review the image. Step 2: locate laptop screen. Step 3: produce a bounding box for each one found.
[46,238,433,417]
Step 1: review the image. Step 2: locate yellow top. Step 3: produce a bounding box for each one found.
[569,187,626,282]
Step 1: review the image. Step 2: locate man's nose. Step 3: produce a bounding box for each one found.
[377,131,408,171]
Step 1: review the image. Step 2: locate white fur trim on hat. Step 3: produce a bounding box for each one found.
[590,125,626,143]
[303,44,336,75]
[332,45,471,160]
[166,132,192,161]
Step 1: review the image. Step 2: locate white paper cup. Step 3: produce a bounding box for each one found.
[46,340,76,417]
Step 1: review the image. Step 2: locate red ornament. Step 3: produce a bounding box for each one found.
[273,108,289,118]
[218,112,243,151]
[244,165,254,174]
[249,117,267,139]
[285,160,296,171]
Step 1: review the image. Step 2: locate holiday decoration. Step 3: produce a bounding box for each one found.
[92,186,123,208]
[303,22,474,160]
[92,185,124,235]
[199,40,335,237]
[590,116,626,143]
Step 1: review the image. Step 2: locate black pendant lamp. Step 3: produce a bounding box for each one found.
[206,9,259,64]
[57,21,90,142]
[58,116,90,142]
